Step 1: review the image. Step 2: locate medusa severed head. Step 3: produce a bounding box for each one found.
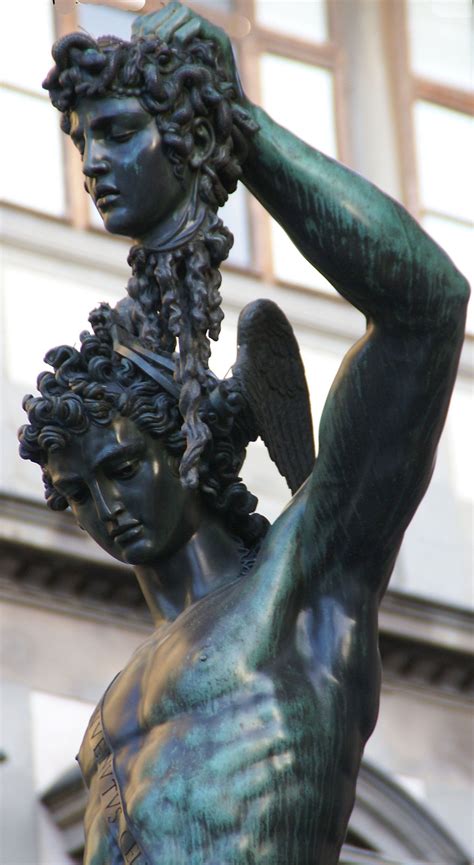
[43,28,258,489]
[43,29,257,231]
[18,305,267,556]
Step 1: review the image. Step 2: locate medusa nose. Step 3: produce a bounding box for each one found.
[82,138,110,180]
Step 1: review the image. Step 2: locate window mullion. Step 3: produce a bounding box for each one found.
[233,0,274,281]
[253,30,335,69]
[327,0,351,167]
[414,77,474,116]
[380,0,419,215]
[53,4,90,229]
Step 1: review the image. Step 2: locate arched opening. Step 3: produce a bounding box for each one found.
[342,760,470,864]
[42,759,470,864]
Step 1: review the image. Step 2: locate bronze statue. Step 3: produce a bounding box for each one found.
[19,4,469,864]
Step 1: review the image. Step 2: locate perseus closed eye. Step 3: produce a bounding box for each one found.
[106,459,141,479]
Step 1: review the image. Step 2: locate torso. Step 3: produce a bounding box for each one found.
[78,487,381,865]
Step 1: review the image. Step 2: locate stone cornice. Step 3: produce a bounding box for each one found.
[0,494,472,698]
[2,202,472,372]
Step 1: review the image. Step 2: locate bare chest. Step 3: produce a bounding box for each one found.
[78,587,379,865]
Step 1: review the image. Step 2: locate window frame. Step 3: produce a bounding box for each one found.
[51,0,345,285]
[383,1,473,228]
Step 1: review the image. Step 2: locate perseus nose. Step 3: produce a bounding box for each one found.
[90,481,124,523]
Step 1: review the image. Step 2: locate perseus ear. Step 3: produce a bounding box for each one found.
[189,118,215,169]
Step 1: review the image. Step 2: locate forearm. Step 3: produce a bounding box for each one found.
[243,104,469,329]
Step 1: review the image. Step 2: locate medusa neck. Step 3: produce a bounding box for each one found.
[133,512,245,626]
[134,173,207,254]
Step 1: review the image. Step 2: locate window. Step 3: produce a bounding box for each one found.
[0,3,65,216]
[74,0,341,281]
[402,0,473,329]
[239,0,341,291]
[2,2,471,305]
[2,1,340,281]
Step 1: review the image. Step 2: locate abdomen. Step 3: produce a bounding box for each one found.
[113,669,361,865]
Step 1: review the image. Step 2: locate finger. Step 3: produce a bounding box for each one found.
[156,5,194,42]
[134,4,193,43]
[132,9,175,40]
[172,18,202,46]
[132,2,186,39]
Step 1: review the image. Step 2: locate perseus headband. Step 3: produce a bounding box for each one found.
[110,320,181,399]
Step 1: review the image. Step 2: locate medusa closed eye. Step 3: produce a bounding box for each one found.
[109,130,136,144]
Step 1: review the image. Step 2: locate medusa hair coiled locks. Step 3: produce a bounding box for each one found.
[43,28,259,488]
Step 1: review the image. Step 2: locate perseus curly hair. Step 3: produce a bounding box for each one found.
[18,305,268,549]
[43,28,258,488]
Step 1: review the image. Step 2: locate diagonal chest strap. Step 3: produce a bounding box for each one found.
[81,693,149,865]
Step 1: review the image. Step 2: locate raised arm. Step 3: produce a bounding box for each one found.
[241,106,470,600]
[242,104,468,326]
[134,4,470,600]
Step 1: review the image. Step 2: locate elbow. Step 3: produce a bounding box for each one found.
[450,266,471,307]
[403,212,471,332]
[419,263,471,337]
[442,268,470,331]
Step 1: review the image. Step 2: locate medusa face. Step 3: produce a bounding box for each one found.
[47,416,200,566]
[70,96,192,242]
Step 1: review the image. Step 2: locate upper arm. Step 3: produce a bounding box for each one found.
[301,310,466,600]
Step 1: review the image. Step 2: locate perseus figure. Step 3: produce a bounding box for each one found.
[20,3,469,864]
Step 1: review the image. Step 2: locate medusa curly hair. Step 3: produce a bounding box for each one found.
[43,28,257,208]
[43,29,259,488]
[18,304,268,549]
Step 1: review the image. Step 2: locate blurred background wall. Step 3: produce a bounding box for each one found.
[0,1,472,863]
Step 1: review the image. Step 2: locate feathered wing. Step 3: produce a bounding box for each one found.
[232,300,315,494]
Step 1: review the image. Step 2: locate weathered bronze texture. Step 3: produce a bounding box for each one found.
[19,3,470,864]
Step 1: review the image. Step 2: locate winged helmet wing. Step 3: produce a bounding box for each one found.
[232,299,315,494]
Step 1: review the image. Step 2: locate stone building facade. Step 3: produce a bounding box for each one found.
[1,2,472,863]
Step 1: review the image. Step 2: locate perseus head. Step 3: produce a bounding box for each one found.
[43,27,257,243]
[18,304,268,564]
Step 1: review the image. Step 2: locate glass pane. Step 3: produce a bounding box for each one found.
[260,54,336,154]
[220,183,251,269]
[414,101,473,223]
[422,214,474,331]
[407,0,473,90]
[0,88,65,216]
[0,1,54,94]
[255,0,328,43]
[260,54,337,291]
[4,264,118,387]
[270,222,336,293]
[198,0,235,12]
[78,5,134,40]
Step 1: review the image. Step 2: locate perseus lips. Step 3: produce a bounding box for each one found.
[110,522,143,545]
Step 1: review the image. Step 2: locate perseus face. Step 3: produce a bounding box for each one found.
[47,417,200,566]
[70,96,191,240]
